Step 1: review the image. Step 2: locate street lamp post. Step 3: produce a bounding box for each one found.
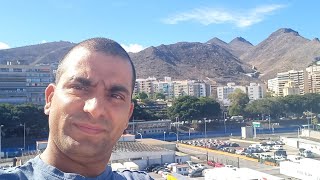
[20,123,25,151]
[0,125,3,158]
[169,132,178,142]
[268,114,271,131]
[176,117,179,143]
[163,131,166,141]
[188,128,194,140]
[204,118,207,141]
[224,119,227,134]
[204,118,208,161]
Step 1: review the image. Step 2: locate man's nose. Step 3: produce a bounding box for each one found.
[83,97,105,119]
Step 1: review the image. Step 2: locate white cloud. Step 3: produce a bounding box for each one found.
[41,40,47,44]
[0,42,10,50]
[162,4,286,28]
[121,44,145,53]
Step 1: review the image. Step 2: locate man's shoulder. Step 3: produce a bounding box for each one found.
[0,157,40,179]
[0,162,33,179]
[114,169,154,180]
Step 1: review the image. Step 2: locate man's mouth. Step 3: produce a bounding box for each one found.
[75,123,104,135]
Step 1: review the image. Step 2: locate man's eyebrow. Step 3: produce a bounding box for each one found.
[109,85,131,96]
[69,76,93,86]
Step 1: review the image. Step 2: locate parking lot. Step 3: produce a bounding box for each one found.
[148,132,318,179]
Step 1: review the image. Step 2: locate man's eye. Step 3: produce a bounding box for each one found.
[111,94,124,100]
[71,85,86,91]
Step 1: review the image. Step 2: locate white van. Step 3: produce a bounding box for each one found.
[273,145,283,150]
[260,153,272,160]
[123,162,139,171]
[249,144,262,148]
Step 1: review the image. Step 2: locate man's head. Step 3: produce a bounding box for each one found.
[55,38,136,93]
[43,38,135,164]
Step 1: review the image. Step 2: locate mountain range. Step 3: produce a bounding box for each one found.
[1,28,319,84]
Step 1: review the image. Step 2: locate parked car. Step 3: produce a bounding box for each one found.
[274,150,287,158]
[189,168,204,177]
[145,164,160,172]
[299,148,313,158]
[207,160,215,167]
[273,145,284,150]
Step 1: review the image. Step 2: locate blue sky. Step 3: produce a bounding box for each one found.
[0,0,319,52]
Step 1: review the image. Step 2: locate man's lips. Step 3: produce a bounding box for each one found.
[74,123,104,135]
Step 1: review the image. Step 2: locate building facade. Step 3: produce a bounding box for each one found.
[0,64,54,104]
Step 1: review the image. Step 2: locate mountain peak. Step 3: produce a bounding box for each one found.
[271,28,300,37]
[206,37,227,45]
[230,37,253,46]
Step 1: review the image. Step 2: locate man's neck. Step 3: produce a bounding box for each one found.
[40,142,111,177]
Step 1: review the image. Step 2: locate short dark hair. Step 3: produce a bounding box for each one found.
[55,38,136,93]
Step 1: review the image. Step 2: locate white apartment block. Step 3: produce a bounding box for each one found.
[268,70,305,97]
[247,83,265,100]
[305,61,320,93]
[217,83,247,106]
[267,78,279,95]
[283,80,300,96]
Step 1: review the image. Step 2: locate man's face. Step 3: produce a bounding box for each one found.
[44,48,134,159]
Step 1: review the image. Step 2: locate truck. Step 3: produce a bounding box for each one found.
[123,162,139,171]
[111,163,126,172]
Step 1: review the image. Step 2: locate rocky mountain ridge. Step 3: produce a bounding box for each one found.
[1,28,319,83]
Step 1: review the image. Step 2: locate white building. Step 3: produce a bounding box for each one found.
[204,167,284,180]
[268,70,305,97]
[247,83,265,100]
[305,60,320,94]
[217,83,247,106]
[283,80,300,96]
[280,158,320,180]
[126,120,171,135]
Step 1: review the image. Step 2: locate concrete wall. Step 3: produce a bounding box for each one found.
[110,150,175,161]
[310,130,320,139]
[175,155,190,164]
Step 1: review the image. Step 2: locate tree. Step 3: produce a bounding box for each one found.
[228,89,249,116]
[167,96,221,121]
[131,99,153,120]
[134,92,148,100]
[155,92,165,100]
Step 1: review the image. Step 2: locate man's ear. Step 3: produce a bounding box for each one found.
[44,84,56,115]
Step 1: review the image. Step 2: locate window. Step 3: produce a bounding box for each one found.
[0,68,9,72]
[13,68,22,72]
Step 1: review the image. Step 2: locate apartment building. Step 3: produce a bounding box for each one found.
[305,61,320,93]
[268,70,305,97]
[283,80,300,96]
[188,81,206,98]
[172,80,189,97]
[153,77,174,99]
[206,80,218,99]
[0,64,54,104]
[134,77,157,98]
[217,83,247,106]
[247,83,265,100]
[267,78,278,96]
